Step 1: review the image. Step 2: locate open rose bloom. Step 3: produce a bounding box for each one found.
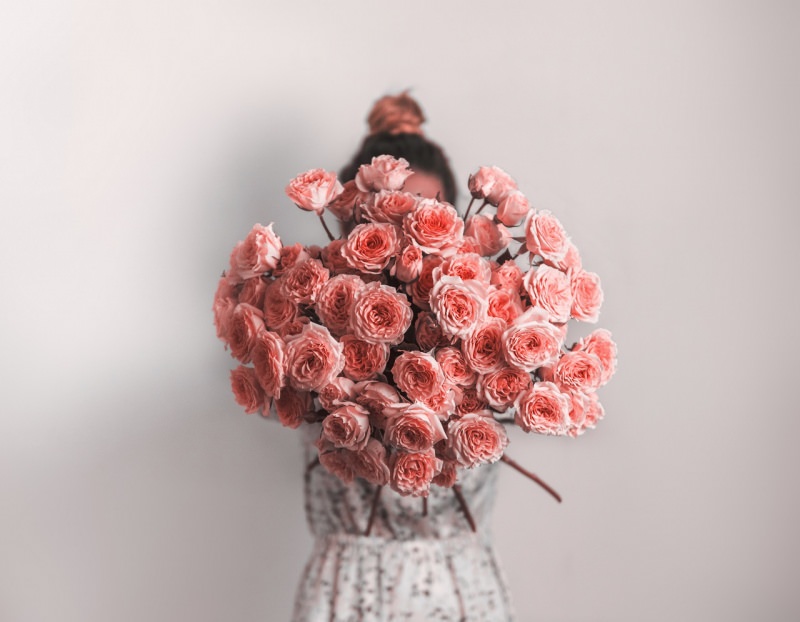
[214,156,617,499]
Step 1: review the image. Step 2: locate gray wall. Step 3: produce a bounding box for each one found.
[2,1,799,620]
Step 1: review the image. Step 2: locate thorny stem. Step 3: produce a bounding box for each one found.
[318,214,335,241]
[500,454,562,503]
[364,485,383,536]
[452,484,477,532]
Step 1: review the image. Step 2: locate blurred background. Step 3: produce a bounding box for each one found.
[2,1,799,620]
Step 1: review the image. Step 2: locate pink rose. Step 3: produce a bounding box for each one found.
[228,303,266,363]
[514,382,571,435]
[457,236,483,255]
[438,253,492,284]
[322,402,371,451]
[491,260,524,292]
[502,308,563,372]
[274,386,312,429]
[316,274,366,336]
[496,190,530,227]
[284,322,344,392]
[464,215,511,257]
[384,403,446,453]
[580,392,605,432]
[419,386,457,417]
[574,328,617,385]
[280,258,330,305]
[238,276,268,309]
[432,460,458,488]
[553,350,603,393]
[327,179,366,222]
[286,168,344,215]
[487,286,524,326]
[407,255,444,310]
[429,275,489,339]
[340,334,389,381]
[353,381,400,428]
[316,439,356,484]
[342,223,400,273]
[543,240,582,272]
[317,376,356,411]
[351,438,391,486]
[277,315,310,339]
[213,276,238,345]
[435,347,478,387]
[446,412,509,468]
[477,367,532,411]
[273,243,311,277]
[403,198,464,256]
[362,190,419,225]
[569,268,603,323]
[391,238,423,283]
[392,351,447,403]
[455,387,489,416]
[566,391,589,434]
[524,265,573,324]
[263,279,298,329]
[461,318,506,374]
[250,330,286,399]
[355,155,414,192]
[390,450,442,497]
[467,166,517,206]
[320,239,354,275]
[230,365,266,414]
[350,282,413,345]
[525,210,569,263]
[228,223,282,282]
[414,311,452,352]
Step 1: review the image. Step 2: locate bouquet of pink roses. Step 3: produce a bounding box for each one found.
[213,155,617,518]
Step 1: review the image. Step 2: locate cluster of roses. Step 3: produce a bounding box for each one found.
[213,155,617,498]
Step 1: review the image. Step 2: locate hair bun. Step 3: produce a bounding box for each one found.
[367,91,426,136]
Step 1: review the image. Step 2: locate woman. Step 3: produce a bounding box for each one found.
[292,93,516,622]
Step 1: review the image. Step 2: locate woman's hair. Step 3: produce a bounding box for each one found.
[340,92,457,205]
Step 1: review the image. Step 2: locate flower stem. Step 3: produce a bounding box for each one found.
[318,213,335,241]
[474,200,488,216]
[364,485,383,536]
[452,484,477,532]
[464,197,476,219]
[500,454,562,503]
[422,496,428,517]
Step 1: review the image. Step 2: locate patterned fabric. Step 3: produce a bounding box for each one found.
[292,425,515,621]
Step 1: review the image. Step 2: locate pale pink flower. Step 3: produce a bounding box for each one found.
[569,268,603,323]
[447,412,509,468]
[496,190,530,227]
[342,223,400,273]
[543,240,582,272]
[524,265,573,324]
[525,210,569,263]
[432,460,458,488]
[435,347,478,387]
[403,198,464,256]
[553,350,603,393]
[274,386,312,429]
[250,330,286,399]
[407,255,444,310]
[322,402,372,451]
[228,303,266,363]
[429,275,489,339]
[384,402,446,453]
[327,179,366,222]
[355,155,414,192]
[238,276,268,309]
[390,450,442,497]
[228,223,282,282]
[320,239,354,275]
[230,365,266,414]
[491,260,524,292]
[316,438,356,484]
[286,168,344,215]
[414,311,453,352]
[461,317,507,374]
[362,190,419,225]
[438,253,493,284]
[464,215,511,256]
[468,166,517,206]
[316,274,366,335]
[280,258,330,305]
[457,236,483,255]
[477,367,532,411]
[273,243,311,277]
[502,307,563,372]
[391,238,423,283]
[340,334,389,381]
[353,381,401,428]
[574,328,617,385]
[317,376,357,411]
[213,276,238,345]
[263,279,298,329]
[392,351,447,403]
[284,322,344,392]
[487,286,524,326]
[351,438,391,486]
[455,386,489,416]
[350,281,413,345]
[514,382,571,435]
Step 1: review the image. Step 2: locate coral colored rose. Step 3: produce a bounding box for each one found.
[362,190,419,225]
[228,303,266,363]
[496,190,531,227]
[213,277,238,345]
[286,168,344,215]
[461,318,506,374]
[414,311,452,352]
[351,438,391,486]
[391,238,423,283]
[553,350,603,393]
[280,258,330,305]
[228,223,282,282]
[464,215,511,257]
[566,391,589,434]
[525,210,569,263]
[487,286,524,326]
[384,403,446,453]
[569,268,603,323]
[477,367,532,411]
[284,322,344,392]
[491,260,524,292]
[403,198,464,256]
[340,334,389,381]
[457,236,483,255]
[574,328,617,385]
[317,376,356,411]
[447,412,509,468]
[350,282,413,345]
[327,179,367,222]
[514,382,571,435]
[230,365,265,414]
[438,253,492,284]
[263,279,298,329]
[455,386,489,416]
[524,265,573,324]
[353,381,400,428]
[407,255,444,310]
[238,276,268,309]
[467,166,517,206]
[390,450,442,497]
[316,274,366,335]
[316,438,356,484]
[544,240,582,272]
[274,386,312,429]
[419,386,457,417]
[273,243,311,277]
[435,347,478,387]
[432,460,458,488]
[322,402,372,451]
[342,223,400,273]
[355,155,414,192]
[429,275,489,339]
[580,392,605,432]
[277,315,310,339]
[502,308,564,372]
[392,351,447,403]
[250,330,286,399]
